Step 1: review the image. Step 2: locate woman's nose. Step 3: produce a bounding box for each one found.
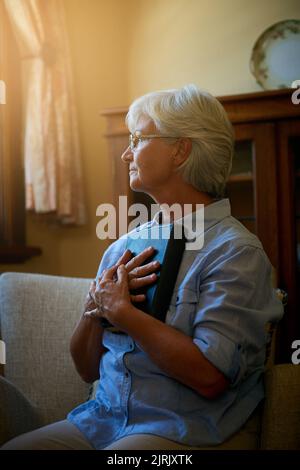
[121,146,133,162]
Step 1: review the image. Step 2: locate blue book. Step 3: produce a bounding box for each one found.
[101,222,186,330]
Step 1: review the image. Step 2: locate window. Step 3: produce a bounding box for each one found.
[0,2,41,262]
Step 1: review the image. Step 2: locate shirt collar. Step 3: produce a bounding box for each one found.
[151,198,232,240]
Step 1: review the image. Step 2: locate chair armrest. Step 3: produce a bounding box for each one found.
[0,376,42,446]
[0,272,91,424]
[260,364,300,449]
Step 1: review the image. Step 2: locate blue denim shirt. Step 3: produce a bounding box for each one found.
[68,198,283,448]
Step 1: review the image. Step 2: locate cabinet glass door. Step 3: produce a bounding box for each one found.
[225,123,278,270]
[225,140,255,235]
[277,122,300,362]
[294,138,300,278]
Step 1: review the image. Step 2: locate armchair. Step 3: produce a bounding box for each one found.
[0,272,299,449]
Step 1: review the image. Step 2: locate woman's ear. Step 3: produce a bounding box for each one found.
[172,138,192,167]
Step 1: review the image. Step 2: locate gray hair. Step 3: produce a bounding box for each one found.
[126,84,234,198]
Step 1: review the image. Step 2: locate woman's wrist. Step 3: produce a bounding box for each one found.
[82,310,103,327]
[106,302,139,330]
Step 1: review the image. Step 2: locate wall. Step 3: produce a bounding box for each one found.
[1,0,299,277]
[127,0,300,100]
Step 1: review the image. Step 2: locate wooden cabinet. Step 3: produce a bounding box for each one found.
[102,89,300,363]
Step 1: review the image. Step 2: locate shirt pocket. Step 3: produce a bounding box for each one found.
[166,287,198,336]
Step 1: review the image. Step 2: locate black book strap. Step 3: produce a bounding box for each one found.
[150,223,186,322]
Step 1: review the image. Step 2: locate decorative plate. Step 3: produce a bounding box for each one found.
[250,19,300,89]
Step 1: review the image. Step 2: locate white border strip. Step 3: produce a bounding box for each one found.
[0,340,6,365]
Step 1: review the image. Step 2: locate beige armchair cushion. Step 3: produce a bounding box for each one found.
[261,364,300,449]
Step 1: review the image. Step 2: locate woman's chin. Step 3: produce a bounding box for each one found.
[129,181,143,192]
[129,175,143,191]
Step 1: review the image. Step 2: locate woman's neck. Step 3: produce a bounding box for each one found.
[150,183,216,223]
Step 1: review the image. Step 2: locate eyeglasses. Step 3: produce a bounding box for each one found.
[129,132,176,151]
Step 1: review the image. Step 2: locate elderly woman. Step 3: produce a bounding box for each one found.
[1,84,283,450]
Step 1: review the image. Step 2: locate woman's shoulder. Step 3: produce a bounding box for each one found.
[197,215,270,275]
[207,214,263,252]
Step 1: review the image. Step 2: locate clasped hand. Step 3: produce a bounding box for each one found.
[83,247,160,327]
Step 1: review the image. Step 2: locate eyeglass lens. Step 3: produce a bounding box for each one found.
[129,134,138,149]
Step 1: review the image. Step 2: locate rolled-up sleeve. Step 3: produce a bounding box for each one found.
[192,241,283,386]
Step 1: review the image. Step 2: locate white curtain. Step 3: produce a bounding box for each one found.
[4,0,86,224]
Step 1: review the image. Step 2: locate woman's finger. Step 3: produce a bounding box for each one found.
[101,264,119,281]
[116,249,133,267]
[89,280,96,292]
[129,273,157,290]
[96,250,132,284]
[116,264,128,285]
[86,281,96,298]
[128,260,160,280]
[84,281,96,308]
[125,246,156,272]
[111,249,133,281]
[130,293,146,303]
